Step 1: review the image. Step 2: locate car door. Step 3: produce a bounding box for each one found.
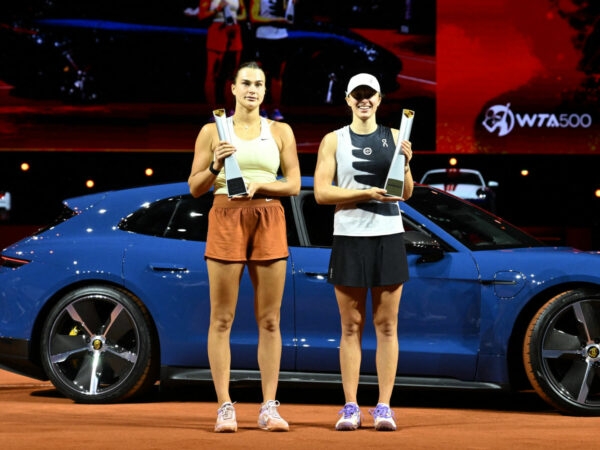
[291,192,481,380]
[288,192,341,372]
[397,239,481,380]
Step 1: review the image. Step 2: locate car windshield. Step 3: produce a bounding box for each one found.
[406,187,544,250]
[422,171,483,186]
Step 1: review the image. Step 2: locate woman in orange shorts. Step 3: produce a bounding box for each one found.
[188,61,300,433]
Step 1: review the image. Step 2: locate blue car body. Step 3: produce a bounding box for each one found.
[2,178,600,415]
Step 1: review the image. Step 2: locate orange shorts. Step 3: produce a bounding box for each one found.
[205,195,289,262]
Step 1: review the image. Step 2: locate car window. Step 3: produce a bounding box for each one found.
[120,189,522,251]
[163,195,213,241]
[119,193,213,241]
[119,193,302,244]
[298,193,424,249]
[407,187,544,250]
[33,204,79,236]
[301,194,335,247]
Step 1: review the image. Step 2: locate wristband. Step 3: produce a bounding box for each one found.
[209,161,220,176]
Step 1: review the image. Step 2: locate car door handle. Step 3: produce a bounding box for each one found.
[481,279,516,285]
[149,263,188,272]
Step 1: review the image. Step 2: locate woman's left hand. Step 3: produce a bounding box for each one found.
[401,140,413,163]
[229,182,259,200]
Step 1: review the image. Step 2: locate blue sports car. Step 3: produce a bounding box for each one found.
[2,178,600,416]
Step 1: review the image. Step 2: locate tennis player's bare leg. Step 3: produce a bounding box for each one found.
[206,259,244,405]
[371,285,402,405]
[248,259,287,402]
[335,285,368,404]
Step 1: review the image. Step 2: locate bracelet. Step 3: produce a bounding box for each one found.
[404,164,410,173]
[209,161,220,176]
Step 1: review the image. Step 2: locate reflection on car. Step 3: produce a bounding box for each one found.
[419,168,499,212]
[0,191,10,211]
[2,178,600,416]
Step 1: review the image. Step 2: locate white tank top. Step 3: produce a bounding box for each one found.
[333,125,404,237]
[213,117,280,195]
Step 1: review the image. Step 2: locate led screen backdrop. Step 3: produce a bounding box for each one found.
[0,0,598,154]
[438,0,599,154]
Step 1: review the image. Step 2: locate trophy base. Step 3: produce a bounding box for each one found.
[227,177,248,197]
[384,179,404,197]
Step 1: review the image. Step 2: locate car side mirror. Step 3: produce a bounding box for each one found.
[404,230,444,263]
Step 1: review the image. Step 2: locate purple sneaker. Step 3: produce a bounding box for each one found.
[369,403,397,431]
[335,402,361,431]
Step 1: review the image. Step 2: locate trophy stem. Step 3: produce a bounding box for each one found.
[384,109,415,197]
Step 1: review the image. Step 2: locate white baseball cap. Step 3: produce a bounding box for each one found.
[346,73,381,96]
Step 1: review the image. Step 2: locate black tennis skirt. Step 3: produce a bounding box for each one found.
[328,233,409,288]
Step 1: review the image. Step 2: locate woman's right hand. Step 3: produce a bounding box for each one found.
[368,187,403,202]
[213,141,236,170]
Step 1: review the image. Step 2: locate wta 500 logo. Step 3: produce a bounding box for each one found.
[482,103,592,137]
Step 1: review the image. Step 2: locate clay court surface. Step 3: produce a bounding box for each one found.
[0,369,593,449]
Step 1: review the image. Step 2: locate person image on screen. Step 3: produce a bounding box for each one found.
[248,0,297,121]
[313,73,414,432]
[188,61,300,433]
[185,0,247,110]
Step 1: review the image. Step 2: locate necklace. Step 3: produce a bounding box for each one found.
[233,119,259,130]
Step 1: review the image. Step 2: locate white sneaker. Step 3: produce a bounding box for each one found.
[214,402,237,433]
[335,402,361,431]
[370,403,397,431]
[258,400,289,431]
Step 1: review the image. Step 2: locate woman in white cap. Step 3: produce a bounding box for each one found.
[313,73,414,431]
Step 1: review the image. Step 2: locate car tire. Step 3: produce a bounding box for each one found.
[523,288,600,416]
[40,285,159,403]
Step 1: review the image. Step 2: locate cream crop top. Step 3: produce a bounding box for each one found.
[213,116,281,195]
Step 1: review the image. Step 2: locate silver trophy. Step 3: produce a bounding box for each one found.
[384,109,415,197]
[213,109,248,197]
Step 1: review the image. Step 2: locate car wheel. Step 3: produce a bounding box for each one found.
[523,288,600,416]
[40,285,159,403]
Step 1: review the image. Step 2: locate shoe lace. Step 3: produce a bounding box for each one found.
[370,404,393,419]
[263,400,282,418]
[219,402,235,421]
[339,403,359,418]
